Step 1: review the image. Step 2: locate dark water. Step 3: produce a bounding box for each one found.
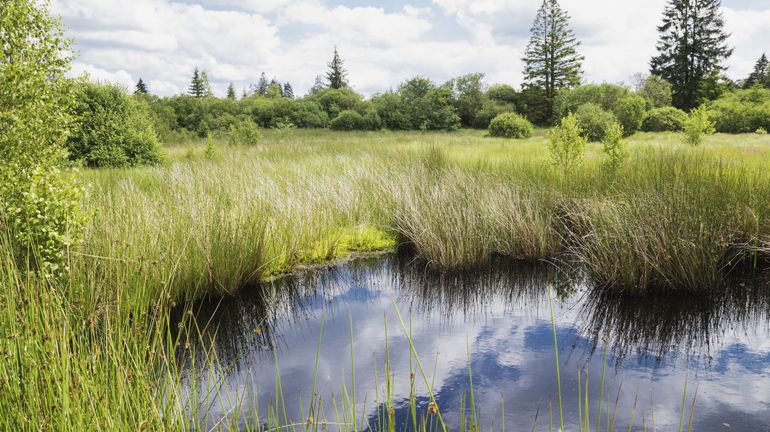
[181,254,770,431]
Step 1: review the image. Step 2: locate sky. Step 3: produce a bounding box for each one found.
[50,0,770,98]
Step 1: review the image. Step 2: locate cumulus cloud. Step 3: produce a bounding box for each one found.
[51,0,770,97]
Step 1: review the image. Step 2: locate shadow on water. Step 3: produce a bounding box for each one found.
[175,253,770,431]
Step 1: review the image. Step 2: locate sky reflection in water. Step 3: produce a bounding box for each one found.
[183,255,770,431]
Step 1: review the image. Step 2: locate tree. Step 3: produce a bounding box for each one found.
[634,74,673,108]
[326,46,349,89]
[744,53,769,89]
[254,72,269,97]
[1,0,85,272]
[188,67,206,98]
[226,83,237,99]
[448,73,486,127]
[135,77,149,95]
[200,70,213,97]
[309,75,327,95]
[650,0,733,110]
[522,0,584,122]
[283,83,295,99]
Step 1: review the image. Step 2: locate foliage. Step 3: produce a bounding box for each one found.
[310,87,362,119]
[707,87,770,133]
[683,106,715,146]
[488,113,534,139]
[134,77,148,95]
[448,73,486,127]
[326,46,349,89]
[555,84,645,135]
[522,0,584,121]
[642,106,688,131]
[372,92,411,130]
[0,0,85,274]
[574,103,617,142]
[188,67,212,98]
[602,120,626,172]
[226,83,236,100]
[67,81,162,167]
[228,118,262,145]
[650,0,733,110]
[397,77,461,131]
[548,113,587,174]
[635,74,673,109]
[331,110,366,131]
[273,119,297,138]
[473,99,516,129]
[743,53,769,89]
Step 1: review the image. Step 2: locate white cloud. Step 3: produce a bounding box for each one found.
[52,0,770,97]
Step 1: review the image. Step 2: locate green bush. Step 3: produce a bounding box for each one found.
[1,0,85,274]
[331,110,366,131]
[555,84,645,134]
[227,119,262,145]
[372,92,410,130]
[684,106,715,146]
[574,103,617,142]
[602,121,627,172]
[549,113,587,175]
[641,107,688,132]
[488,112,533,138]
[310,87,362,119]
[707,88,770,133]
[473,100,515,129]
[67,82,161,167]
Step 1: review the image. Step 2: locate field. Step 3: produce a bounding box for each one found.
[3,129,770,430]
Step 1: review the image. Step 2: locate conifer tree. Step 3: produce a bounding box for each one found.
[326,46,349,89]
[650,0,732,110]
[200,70,213,97]
[188,67,205,98]
[256,72,269,97]
[134,77,148,95]
[744,53,769,89]
[310,75,327,95]
[522,0,584,122]
[226,83,237,99]
[283,82,295,99]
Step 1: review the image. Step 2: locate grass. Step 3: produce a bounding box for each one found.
[3,128,769,430]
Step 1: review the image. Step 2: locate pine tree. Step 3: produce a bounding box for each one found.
[283,83,295,99]
[650,0,733,110]
[226,83,237,99]
[744,53,769,89]
[188,67,205,98]
[310,75,327,95]
[134,77,148,95]
[326,46,349,89]
[256,72,269,97]
[200,70,213,97]
[522,0,584,122]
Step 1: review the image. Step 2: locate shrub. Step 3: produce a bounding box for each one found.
[758,127,768,135]
[555,84,645,134]
[613,95,646,135]
[67,81,162,167]
[397,77,461,131]
[549,113,587,174]
[1,0,85,274]
[331,110,366,131]
[488,112,533,138]
[227,119,262,145]
[683,106,715,146]
[362,107,383,131]
[372,92,410,130]
[641,107,688,132]
[311,87,362,119]
[273,120,297,138]
[707,88,770,133]
[574,103,617,142]
[636,74,673,109]
[473,100,515,129]
[602,121,626,172]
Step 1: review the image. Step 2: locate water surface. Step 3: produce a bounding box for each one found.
[182,254,770,431]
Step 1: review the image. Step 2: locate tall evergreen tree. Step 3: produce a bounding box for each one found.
[522,0,583,122]
[650,0,733,110]
[309,75,327,95]
[283,82,295,99]
[326,46,349,89]
[134,77,148,95]
[255,72,269,96]
[744,53,769,89]
[188,67,205,98]
[226,82,237,99]
[200,70,213,97]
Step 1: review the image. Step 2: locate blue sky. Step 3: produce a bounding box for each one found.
[51,0,770,97]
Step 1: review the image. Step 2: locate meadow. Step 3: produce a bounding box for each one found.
[3,128,770,430]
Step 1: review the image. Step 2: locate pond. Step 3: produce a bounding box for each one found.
[180,254,770,431]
